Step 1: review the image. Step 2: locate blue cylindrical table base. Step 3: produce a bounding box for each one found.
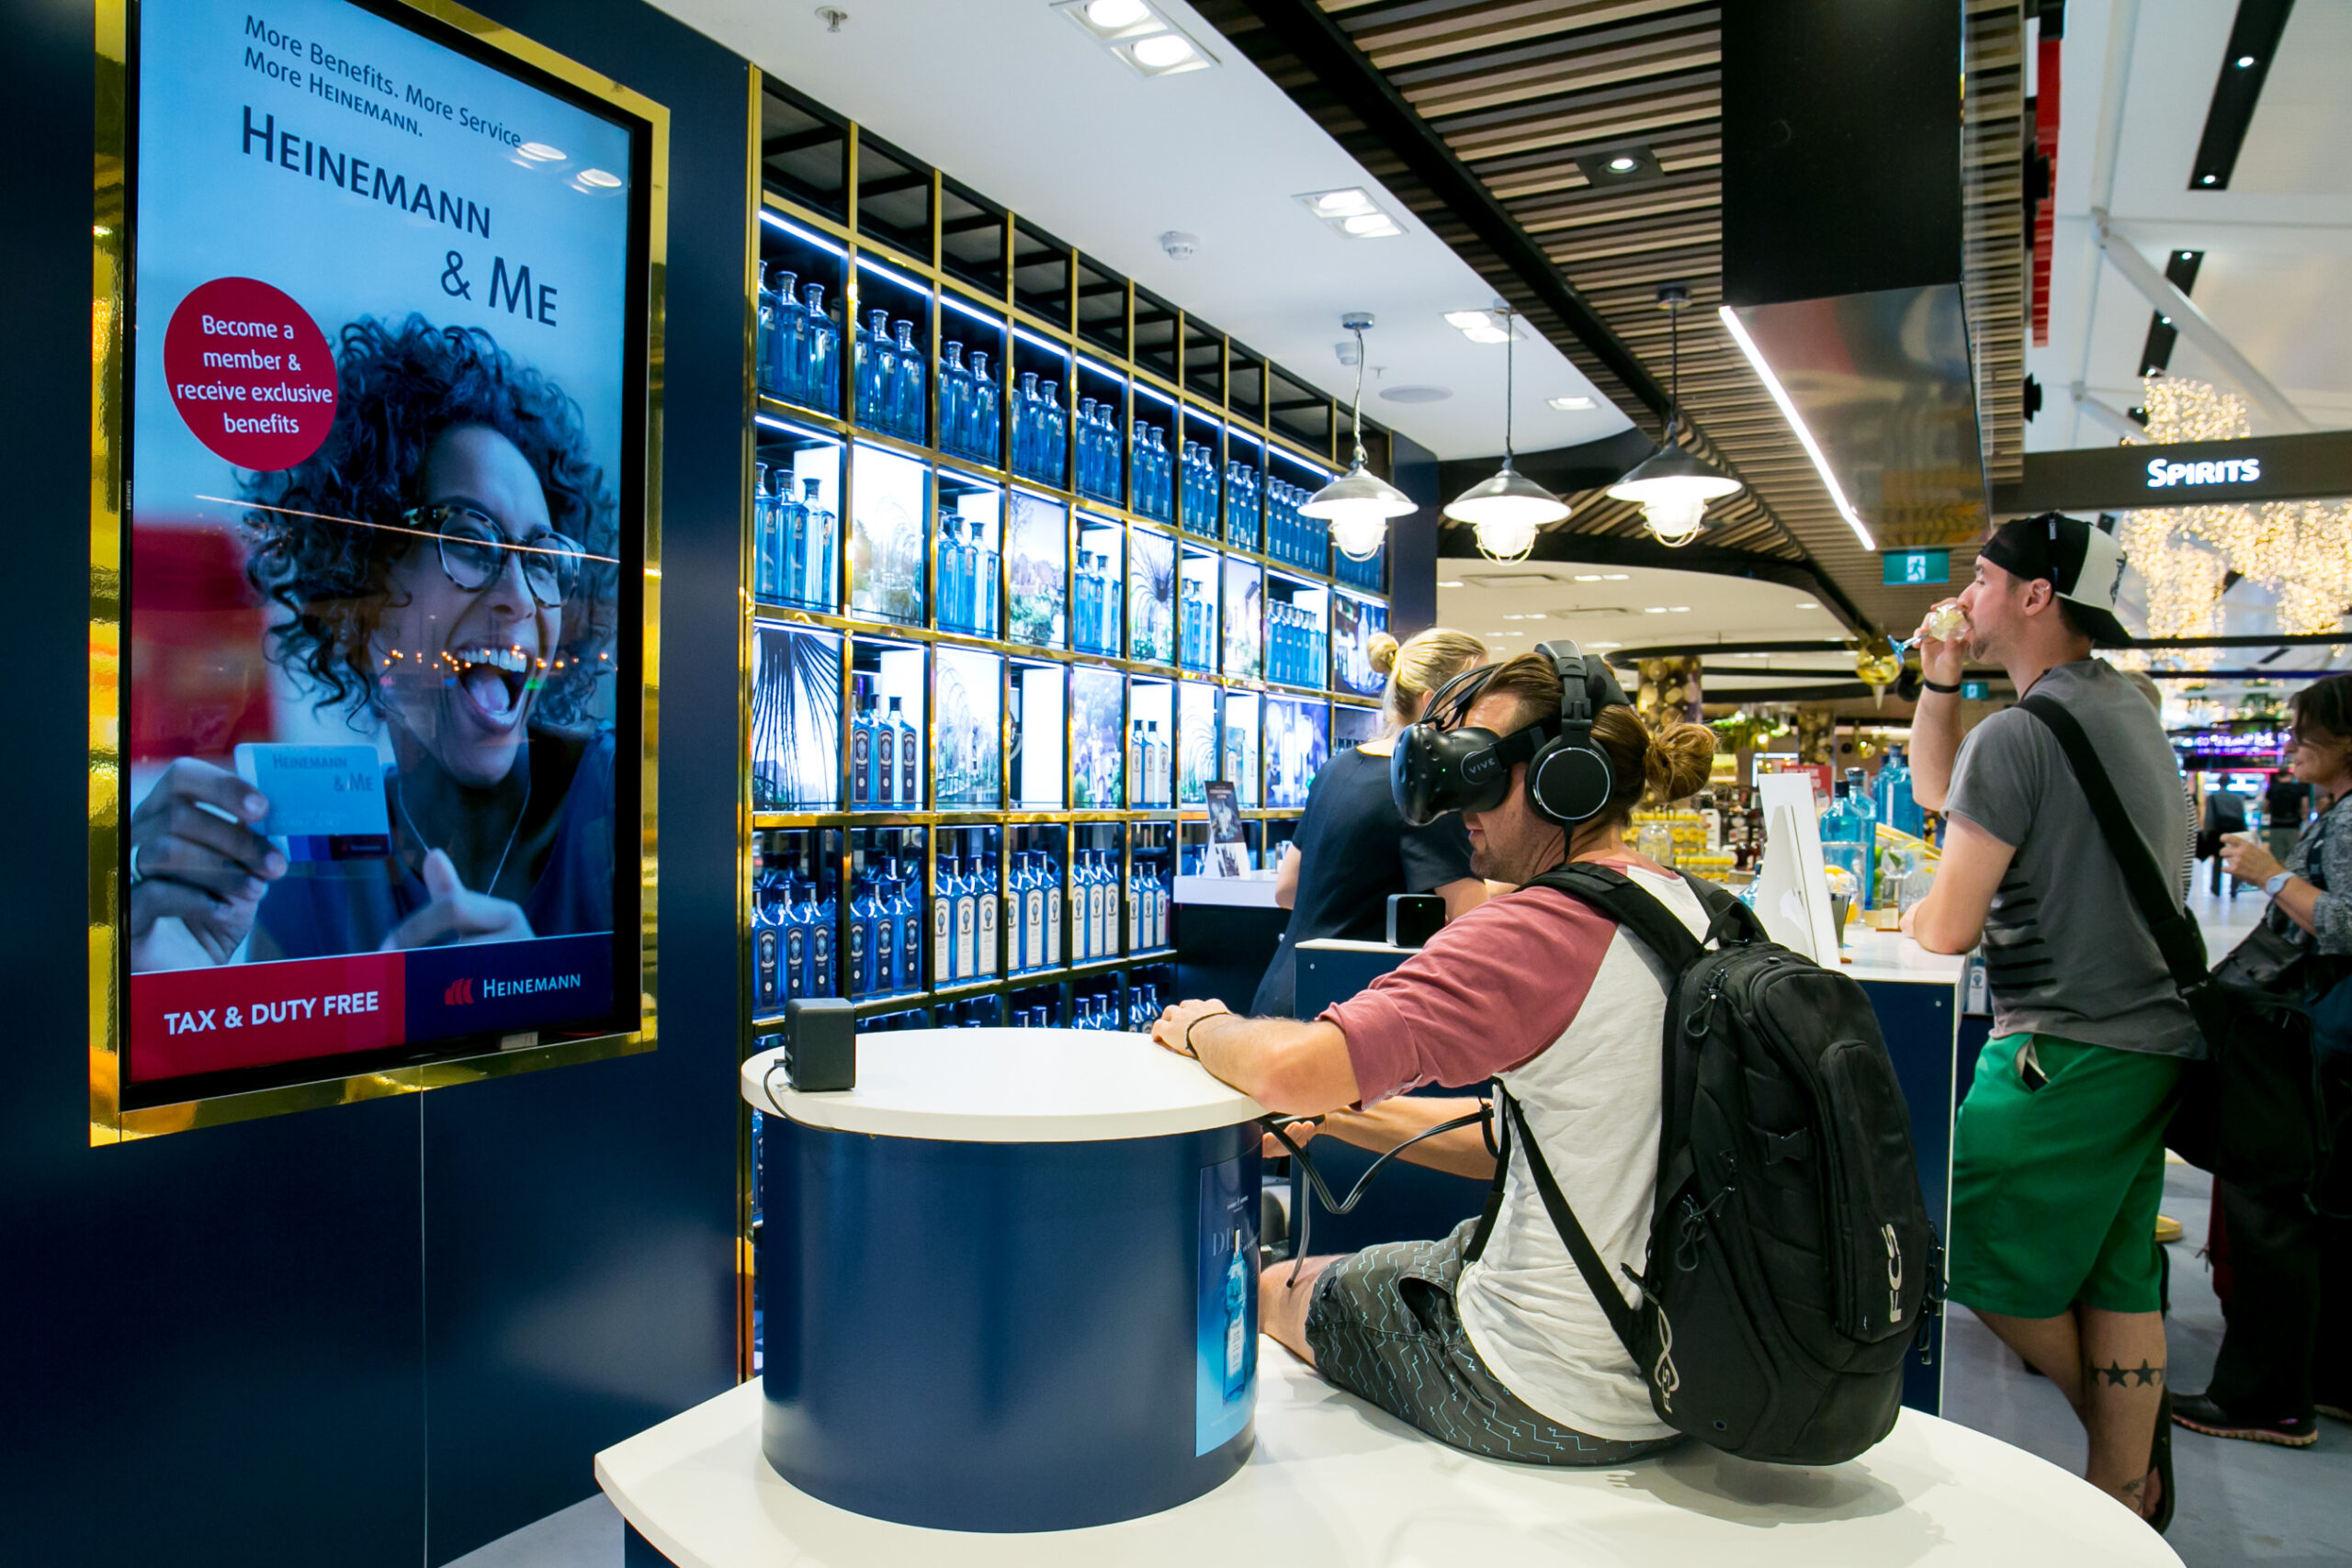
[759,1114,1261,1532]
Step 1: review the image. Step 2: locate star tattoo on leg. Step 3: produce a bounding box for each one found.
[2092,1361,2164,1387]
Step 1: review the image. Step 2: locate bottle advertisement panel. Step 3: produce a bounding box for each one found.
[1196,1156,1258,1456]
[120,0,649,1100]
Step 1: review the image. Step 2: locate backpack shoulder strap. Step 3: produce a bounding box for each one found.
[1463,1086,1645,1360]
[2016,694,2210,987]
[1532,863,1706,975]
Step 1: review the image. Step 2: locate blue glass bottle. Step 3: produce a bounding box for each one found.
[939,342,967,457]
[795,867,825,998]
[773,270,802,403]
[802,285,837,413]
[967,351,997,462]
[1041,381,1067,487]
[893,862,922,993]
[1013,372,1039,478]
[857,310,890,426]
[755,263,780,398]
[960,516,985,635]
[781,868,809,1000]
[892,320,923,440]
[797,477,831,609]
[938,511,967,633]
[752,462,778,602]
[753,867,784,1012]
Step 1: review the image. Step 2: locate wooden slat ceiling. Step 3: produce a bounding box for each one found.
[1198,0,2028,636]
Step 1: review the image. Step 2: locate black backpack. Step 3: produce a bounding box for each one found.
[1463,863,1939,1466]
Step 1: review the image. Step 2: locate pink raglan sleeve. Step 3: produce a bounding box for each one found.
[1317,887,1618,1105]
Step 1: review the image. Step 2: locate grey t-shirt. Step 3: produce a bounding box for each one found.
[1944,660,2203,1058]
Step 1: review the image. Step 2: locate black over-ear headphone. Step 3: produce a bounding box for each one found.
[1390,640,1629,827]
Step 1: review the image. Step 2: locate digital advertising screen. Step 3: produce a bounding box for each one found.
[115,0,656,1107]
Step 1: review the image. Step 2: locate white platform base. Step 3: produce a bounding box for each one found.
[597,1346,2182,1567]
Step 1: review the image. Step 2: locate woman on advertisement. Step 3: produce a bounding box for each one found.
[127,315,620,973]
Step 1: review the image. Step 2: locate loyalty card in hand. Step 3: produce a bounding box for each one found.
[233,744,391,861]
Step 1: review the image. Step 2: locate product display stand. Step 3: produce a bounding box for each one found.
[600,1336,2183,1568]
[741,1029,1265,1532]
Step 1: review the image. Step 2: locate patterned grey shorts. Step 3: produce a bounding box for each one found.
[1302,1218,1684,1466]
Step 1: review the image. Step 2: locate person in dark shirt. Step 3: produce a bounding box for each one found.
[2265,769,2312,863]
[1251,629,1489,1017]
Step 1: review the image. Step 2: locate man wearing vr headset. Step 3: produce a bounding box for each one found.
[1152,643,1716,1463]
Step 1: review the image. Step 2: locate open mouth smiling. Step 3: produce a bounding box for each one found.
[449,643,534,726]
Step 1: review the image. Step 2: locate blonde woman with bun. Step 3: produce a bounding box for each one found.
[1251,627,1492,1019]
[1150,650,1731,1466]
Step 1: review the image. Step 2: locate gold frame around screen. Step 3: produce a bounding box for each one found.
[89,0,671,1144]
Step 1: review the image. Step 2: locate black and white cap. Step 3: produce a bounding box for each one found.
[1979,512,2131,647]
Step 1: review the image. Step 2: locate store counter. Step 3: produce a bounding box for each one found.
[741,1029,1264,1534]
[599,1338,2183,1568]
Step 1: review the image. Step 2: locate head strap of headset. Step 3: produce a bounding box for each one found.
[1423,640,1596,746]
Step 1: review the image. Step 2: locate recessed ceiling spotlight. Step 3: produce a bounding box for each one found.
[1588,640,1623,650]
[1602,573,1630,580]
[1573,573,1604,581]
[1549,395,1597,411]
[1296,186,1403,240]
[1795,601,1820,610]
[1669,605,1690,613]
[1577,146,1662,186]
[2236,53,2257,67]
[1057,0,1217,73]
[1438,580,1465,589]
[1378,384,1452,404]
[1444,309,1518,344]
[2200,173,2218,186]
[1643,605,1670,614]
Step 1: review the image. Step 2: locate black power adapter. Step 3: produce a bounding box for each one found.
[783,998,855,1091]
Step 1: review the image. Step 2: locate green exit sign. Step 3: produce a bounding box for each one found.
[1883,549,1951,585]
[1962,680,1992,700]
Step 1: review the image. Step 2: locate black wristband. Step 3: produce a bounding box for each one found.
[1183,1009,1228,1057]
[1922,677,1962,695]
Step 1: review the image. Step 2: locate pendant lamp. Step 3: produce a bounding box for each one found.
[1302,312,1417,561]
[1442,305,1570,560]
[1607,284,1741,547]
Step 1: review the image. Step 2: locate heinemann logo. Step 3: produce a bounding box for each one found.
[444,973,583,1007]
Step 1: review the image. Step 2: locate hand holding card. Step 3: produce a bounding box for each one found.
[126,756,285,969]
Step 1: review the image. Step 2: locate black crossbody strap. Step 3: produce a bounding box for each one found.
[2017,695,2210,987]
[1531,863,1707,972]
[1478,1087,1645,1359]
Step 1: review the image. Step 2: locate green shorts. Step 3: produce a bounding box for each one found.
[1949,1032,2184,1318]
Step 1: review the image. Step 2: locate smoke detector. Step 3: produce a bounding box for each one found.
[1159,230,1198,261]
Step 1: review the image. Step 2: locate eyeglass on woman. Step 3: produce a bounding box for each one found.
[401,503,584,606]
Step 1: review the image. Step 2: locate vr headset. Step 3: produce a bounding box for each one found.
[1390,640,1630,828]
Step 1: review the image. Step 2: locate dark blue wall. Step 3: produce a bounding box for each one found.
[0,2,750,1562]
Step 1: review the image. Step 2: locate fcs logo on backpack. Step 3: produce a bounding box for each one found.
[1389,640,1630,828]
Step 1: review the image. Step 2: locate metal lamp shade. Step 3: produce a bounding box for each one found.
[1302,462,1416,561]
[1441,465,1572,529]
[1604,443,1743,506]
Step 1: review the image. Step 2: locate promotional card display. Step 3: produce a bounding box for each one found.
[1069,666,1126,810]
[933,648,1003,809]
[1221,558,1263,682]
[752,624,844,810]
[1128,526,1176,665]
[116,0,651,1102]
[1331,593,1388,698]
[1263,699,1329,810]
[1204,784,1247,877]
[848,443,928,626]
[1007,491,1069,647]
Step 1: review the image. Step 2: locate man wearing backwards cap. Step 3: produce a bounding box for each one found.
[1903,512,2196,1531]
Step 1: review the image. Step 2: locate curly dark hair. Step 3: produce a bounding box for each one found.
[239,314,620,732]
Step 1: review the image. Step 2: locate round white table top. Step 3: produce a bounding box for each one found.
[598,1346,2181,1568]
[740,1027,1265,1143]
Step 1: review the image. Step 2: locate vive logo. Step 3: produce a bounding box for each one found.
[445,976,476,1007]
[1883,1222,1904,1327]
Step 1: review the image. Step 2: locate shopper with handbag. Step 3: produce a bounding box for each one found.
[2181,675,2352,1445]
[1902,513,2195,1531]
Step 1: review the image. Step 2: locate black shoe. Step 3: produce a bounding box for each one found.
[2173,1391,2319,1448]
[2148,1388,2175,1535]
[2317,1397,2352,1423]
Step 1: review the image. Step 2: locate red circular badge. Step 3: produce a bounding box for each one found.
[162,277,338,470]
